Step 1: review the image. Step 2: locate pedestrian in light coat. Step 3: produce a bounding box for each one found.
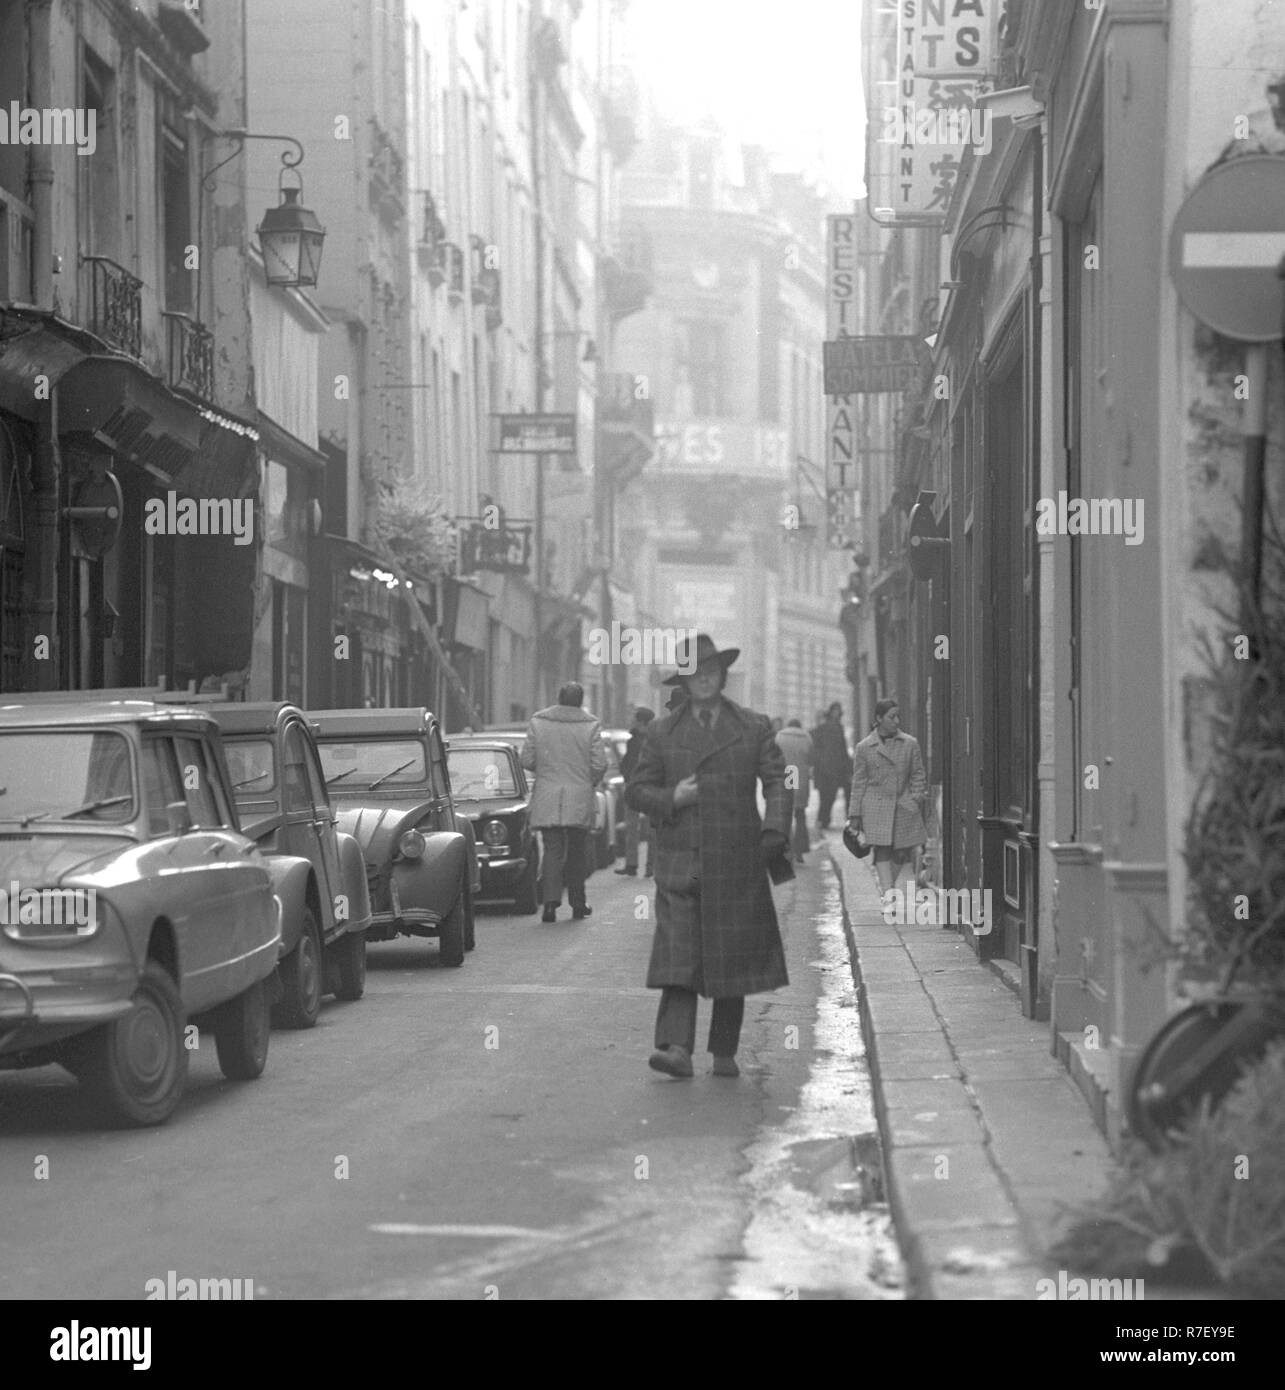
[627,633,792,1081]
[521,681,607,922]
[774,718,813,863]
[847,698,927,904]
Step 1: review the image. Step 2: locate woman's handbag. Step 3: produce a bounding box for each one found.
[843,823,871,859]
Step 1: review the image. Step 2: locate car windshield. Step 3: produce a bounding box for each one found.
[225,737,276,793]
[316,739,428,790]
[0,730,135,823]
[448,748,519,798]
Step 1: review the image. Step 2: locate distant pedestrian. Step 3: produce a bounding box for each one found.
[769,715,784,735]
[774,718,813,863]
[627,633,792,1081]
[810,700,852,829]
[846,698,928,908]
[616,706,656,877]
[521,681,607,923]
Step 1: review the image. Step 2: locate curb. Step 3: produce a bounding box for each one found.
[825,837,933,1299]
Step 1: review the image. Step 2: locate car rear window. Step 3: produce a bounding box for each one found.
[448,748,519,798]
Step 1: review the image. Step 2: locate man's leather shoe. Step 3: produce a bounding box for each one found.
[572,905,592,920]
[648,1044,693,1078]
[541,904,557,923]
[615,866,637,876]
[711,1055,740,1078]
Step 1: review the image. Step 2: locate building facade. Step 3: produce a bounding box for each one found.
[855,0,1285,1141]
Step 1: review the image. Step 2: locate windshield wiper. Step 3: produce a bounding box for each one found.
[233,772,273,789]
[368,759,417,791]
[325,768,359,787]
[61,795,133,819]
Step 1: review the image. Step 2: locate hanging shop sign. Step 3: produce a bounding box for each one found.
[494,413,577,454]
[826,213,860,549]
[863,0,999,225]
[823,336,924,395]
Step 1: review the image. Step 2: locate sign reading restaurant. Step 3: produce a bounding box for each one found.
[823,336,924,395]
[825,212,860,549]
[863,0,998,224]
[494,413,577,454]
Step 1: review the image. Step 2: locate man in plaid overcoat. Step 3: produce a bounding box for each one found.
[626,634,792,1080]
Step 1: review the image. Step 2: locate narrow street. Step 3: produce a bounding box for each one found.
[0,849,900,1301]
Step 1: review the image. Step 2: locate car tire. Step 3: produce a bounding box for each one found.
[78,960,188,1128]
[514,854,539,915]
[438,881,466,967]
[213,977,271,1081]
[331,931,367,1001]
[273,907,323,1030]
[464,880,476,952]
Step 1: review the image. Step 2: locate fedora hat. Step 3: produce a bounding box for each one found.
[662,633,740,686]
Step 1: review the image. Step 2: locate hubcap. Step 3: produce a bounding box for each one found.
[120,991,173,1093]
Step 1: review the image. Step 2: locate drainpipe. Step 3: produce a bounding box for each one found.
[27,0,60,689]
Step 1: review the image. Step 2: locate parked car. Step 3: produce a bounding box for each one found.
[447,736,539,913]
[481,723,616,871]
[211,702,373,1028]
[600,732,628,859]
[311,708,476,965]
[0,698,282,1126]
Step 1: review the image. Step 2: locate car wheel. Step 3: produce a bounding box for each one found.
[273,907,323,1029]
[438,881,466,967]
[331,931,367,1001]
[213,977,271,1081]
[514,853,539,915]
[78,961,188,1127]
[464,880,476,952]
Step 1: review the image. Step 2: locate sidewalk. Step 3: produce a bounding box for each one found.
[823,832,1113,1299]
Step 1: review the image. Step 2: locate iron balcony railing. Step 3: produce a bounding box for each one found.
[162,310,214,400]
[83,255,142,359]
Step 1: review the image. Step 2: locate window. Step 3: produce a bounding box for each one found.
[159,100,192,312]
[174,736,221,827]
[142,738,183,836]
[82,50,119,262]
[675,321,725,416]
[282,724,313,816]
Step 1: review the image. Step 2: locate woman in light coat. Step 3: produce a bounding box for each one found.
[847,698,927,901]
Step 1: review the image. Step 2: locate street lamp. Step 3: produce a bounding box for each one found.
[205,130,327,290]
[258,184,326,288]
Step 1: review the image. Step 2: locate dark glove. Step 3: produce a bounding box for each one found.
[760,829,788,859]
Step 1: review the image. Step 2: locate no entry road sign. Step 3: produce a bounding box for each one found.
[1169,154,1285,342]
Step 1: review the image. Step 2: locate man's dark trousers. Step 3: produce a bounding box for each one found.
[539,826,589,909]
[654,988,745,1057]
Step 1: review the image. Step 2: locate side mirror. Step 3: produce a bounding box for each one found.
[166,800,193,835]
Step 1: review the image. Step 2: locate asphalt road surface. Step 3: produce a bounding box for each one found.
[0,843,900,1300]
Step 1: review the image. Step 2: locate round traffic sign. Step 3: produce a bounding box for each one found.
[1169,155,1285,342]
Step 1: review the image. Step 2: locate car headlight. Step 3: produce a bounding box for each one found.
[398,829,426,860]
[483,819,508,848]
[2,887,103,943]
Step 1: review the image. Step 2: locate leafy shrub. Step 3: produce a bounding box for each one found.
[1051,1042,1285,1295]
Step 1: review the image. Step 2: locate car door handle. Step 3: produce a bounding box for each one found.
[207,842,227,857]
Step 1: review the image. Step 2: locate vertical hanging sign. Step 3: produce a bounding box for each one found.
[864,0,999,225]
[826,212,860,549]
